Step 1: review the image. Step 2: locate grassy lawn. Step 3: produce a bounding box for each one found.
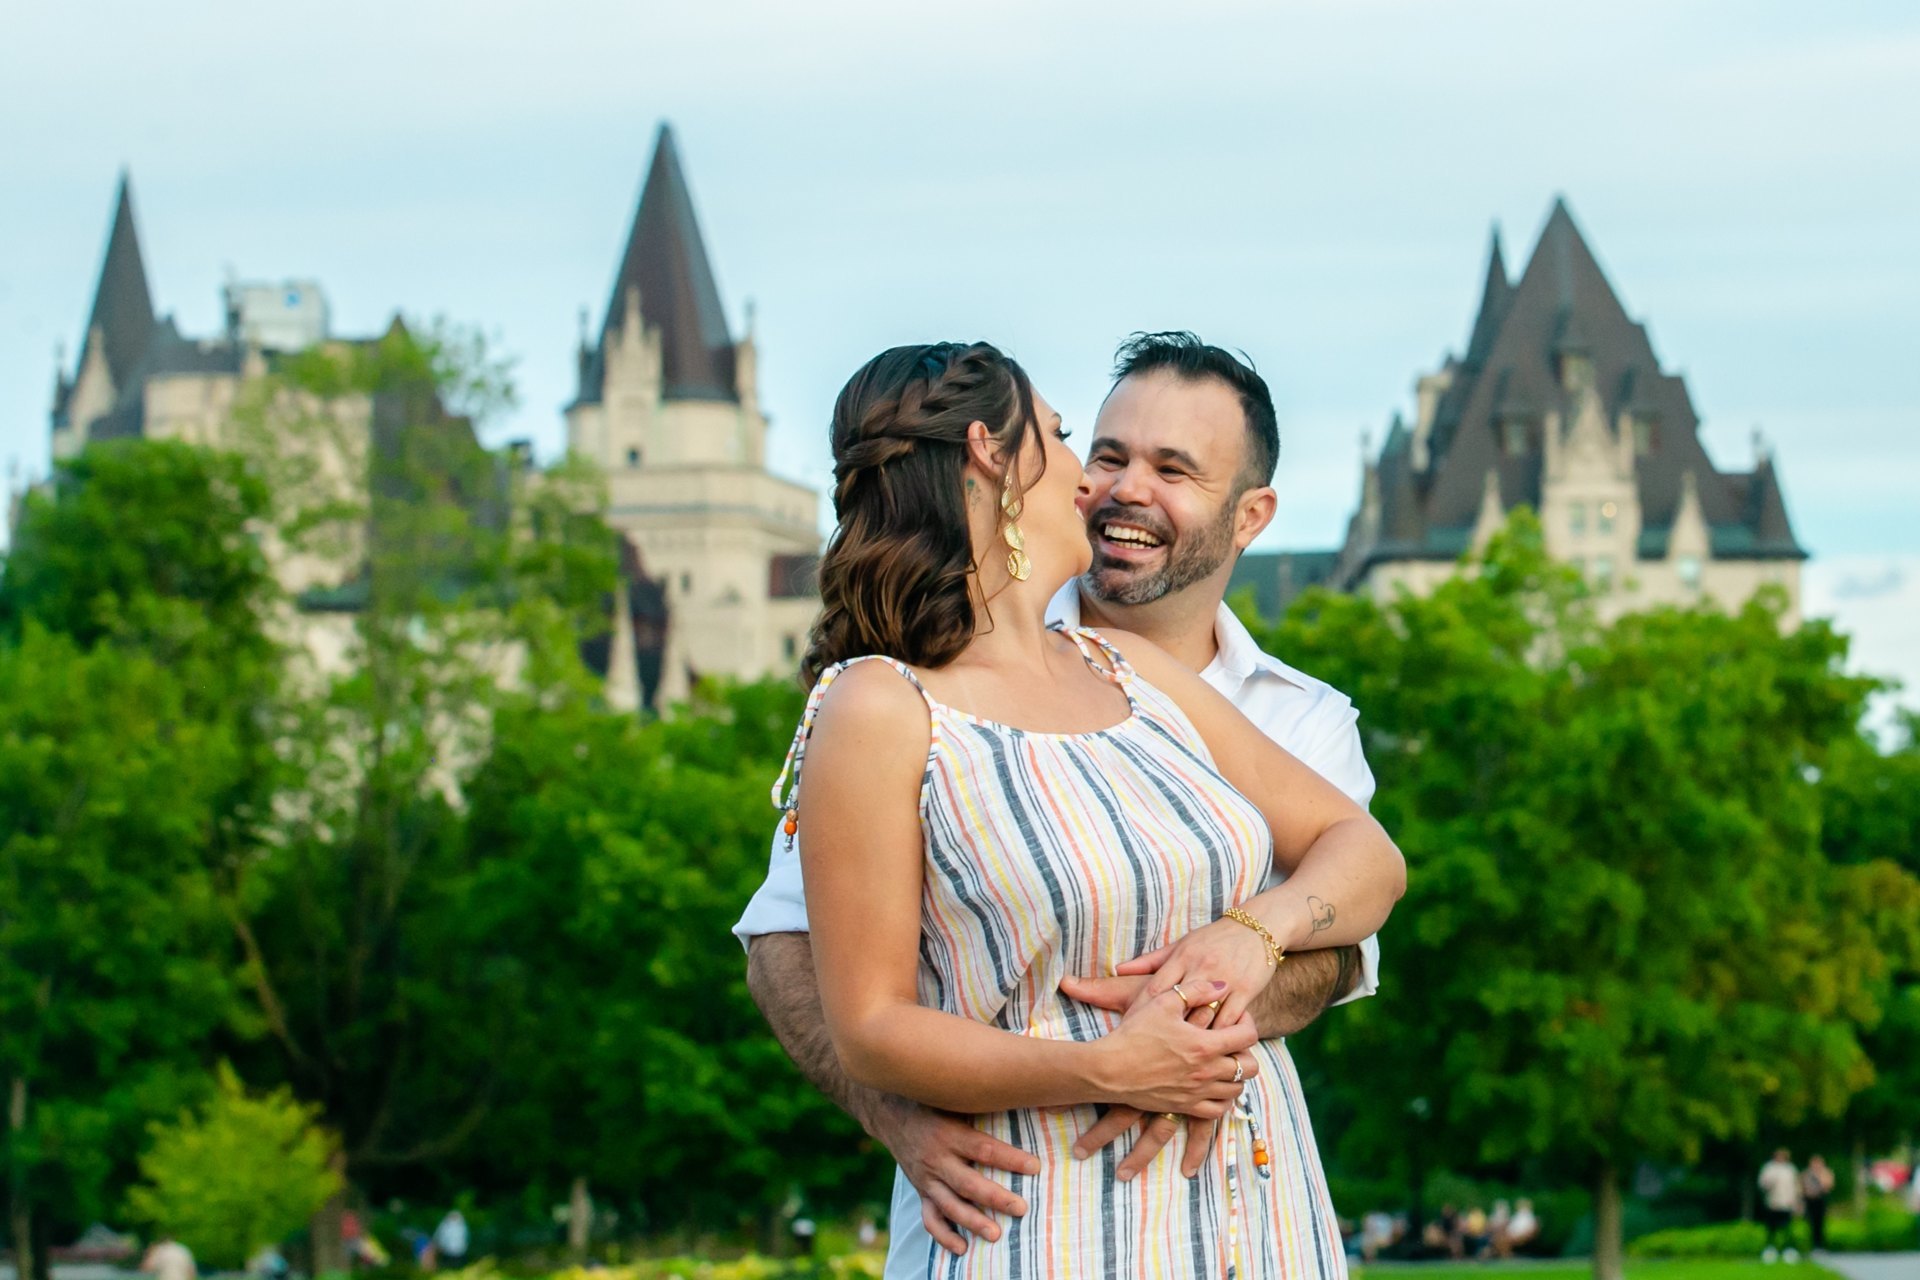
[1356,1262,1841,1280]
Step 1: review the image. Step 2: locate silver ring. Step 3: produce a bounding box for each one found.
[1231,1056,1246,1084]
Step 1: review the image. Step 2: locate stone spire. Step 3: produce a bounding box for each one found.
[575,123,738,406]
[1462,222,1512,366]
[75,172,157,394]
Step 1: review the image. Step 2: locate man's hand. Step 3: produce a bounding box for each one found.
[871,1098,1040,1256]
[1058,942,1362,1176]
[745,931,1039,1258]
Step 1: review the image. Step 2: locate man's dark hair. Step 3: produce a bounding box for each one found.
[1110,331,1279,492]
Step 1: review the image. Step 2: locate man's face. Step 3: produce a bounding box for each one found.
[1079,369,1255,606]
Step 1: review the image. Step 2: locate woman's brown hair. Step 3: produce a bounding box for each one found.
[801,342,1041,685]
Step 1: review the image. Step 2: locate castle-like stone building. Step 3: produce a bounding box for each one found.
[37,126,825,711]
[1233,199,1807,623]
[565,125,820,708]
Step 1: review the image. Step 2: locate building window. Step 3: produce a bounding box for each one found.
[1570,556,1586,575]
[1502,419,1528,457]
[783,634,798,662]
[1594,554,1614,587]
[1598,501,1618,535]
[1632,417,1655,455]
[627,446,642,468]
[1569,502,1587,537]
[1678,555,1703,591]
[679,572,692,594]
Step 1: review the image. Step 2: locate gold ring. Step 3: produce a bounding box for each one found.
[1159,1112,1181,1126]
[1208,999,1222,1011]
[1231,1057,1246,1084]
[1171,983,1190,1008]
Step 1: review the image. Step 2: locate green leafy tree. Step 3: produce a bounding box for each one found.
[0,630,244,1280]
[1254,511,1920,1280]
[0,439,277,669]
[127,1064,342,1269]
[209,322,617,1260]
[1,439,283,1280]
[1817,712,1920,1195]
[458,679,886,1242]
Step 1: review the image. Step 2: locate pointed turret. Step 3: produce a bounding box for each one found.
[577,124,738,406]
[1744,452,1805,557]
[76,173,157,394]
[1462,223,1511,366]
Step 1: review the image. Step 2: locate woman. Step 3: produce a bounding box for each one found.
[776,342,1405,1277]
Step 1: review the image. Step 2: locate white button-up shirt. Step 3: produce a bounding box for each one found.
[732,582,1382,1277]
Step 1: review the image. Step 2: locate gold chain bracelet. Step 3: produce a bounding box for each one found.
[1221,906,1286,969]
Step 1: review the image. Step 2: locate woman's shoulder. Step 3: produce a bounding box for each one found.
[809,657,933,744]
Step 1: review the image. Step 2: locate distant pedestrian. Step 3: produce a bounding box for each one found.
[1461,1205,1491,1259]
[433,1210,469,1272]
[1505,1199,1539,1255]
[1360,1210,1398,1263]
[142,1235,197,1280]
[1801,1155,1834,1250]
[1757,1148,1802,1262]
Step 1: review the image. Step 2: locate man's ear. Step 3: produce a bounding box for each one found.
[1233,486,1278,550]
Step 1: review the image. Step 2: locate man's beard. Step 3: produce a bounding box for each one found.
[1081,500,1236,607]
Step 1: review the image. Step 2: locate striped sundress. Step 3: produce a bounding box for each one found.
[775,627,1345,1280]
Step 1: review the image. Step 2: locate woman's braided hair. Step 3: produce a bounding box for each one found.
[801,341,1042,685]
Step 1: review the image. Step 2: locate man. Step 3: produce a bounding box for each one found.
[735,332,1387,1278]
[433,1209,469,1271]
[1757,1148,1801,1263]
[141,1235,197,1280]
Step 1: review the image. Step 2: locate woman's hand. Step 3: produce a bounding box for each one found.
[1088,985,1258,1118]
[1116,917,1277,1031]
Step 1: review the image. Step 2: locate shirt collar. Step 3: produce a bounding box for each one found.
[1049,583,1303,690]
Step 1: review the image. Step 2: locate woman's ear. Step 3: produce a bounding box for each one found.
[964,420,1002,482]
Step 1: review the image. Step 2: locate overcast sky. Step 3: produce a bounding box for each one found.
[4,0,1916,709]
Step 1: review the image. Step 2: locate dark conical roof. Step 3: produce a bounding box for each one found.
[1462,224,1511,366]
[576,124,738,405]
[1743,454,1804,556]
[1354,196,1806,571]
[77,173,157,391]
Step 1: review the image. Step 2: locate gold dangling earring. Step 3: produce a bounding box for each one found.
[1001,472,1031,581]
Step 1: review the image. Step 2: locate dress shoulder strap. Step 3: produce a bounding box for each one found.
[1059,625,1136,686]
[769,656,934,845]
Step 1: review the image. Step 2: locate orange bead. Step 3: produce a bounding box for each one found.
[1253,1149,1270,1168]
[784,815,798,835]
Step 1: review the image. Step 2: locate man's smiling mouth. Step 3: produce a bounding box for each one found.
[1099,521,1165,549]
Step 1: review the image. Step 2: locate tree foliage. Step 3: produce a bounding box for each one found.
[127,1064,342,1269]
[1252,510,1920,1280]
[0,628,243,1251]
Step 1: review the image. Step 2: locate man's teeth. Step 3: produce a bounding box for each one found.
[1103,524,1164,548]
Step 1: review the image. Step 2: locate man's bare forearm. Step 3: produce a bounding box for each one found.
[745,931,911,1139]
[1245,944,1362,1037]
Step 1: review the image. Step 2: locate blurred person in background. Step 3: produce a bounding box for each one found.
[141,1234,196,1280]
[1504,1199,1539,1255]
[1757,1148,1802,1262]
[1801,1154,1834,1250]
[1461,1204,1491,1258]
[433,1210,468,1271]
